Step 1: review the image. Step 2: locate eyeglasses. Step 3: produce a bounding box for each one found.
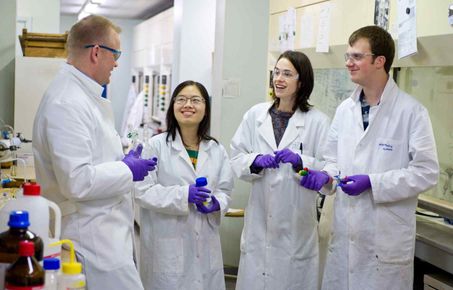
[174,95,205,105]
[344,52,375,62]
[84,44,122,61]
[272,68,299,80]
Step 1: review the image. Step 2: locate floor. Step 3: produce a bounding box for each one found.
[225,276,236,290]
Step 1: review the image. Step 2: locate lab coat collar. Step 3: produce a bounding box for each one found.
[278,108,304,150]
[347,77,399,138]
[170,130,215,172]
[257,102,277,150]
[256,102,305,151]
[348,77,398,106]
[62,62,105,101]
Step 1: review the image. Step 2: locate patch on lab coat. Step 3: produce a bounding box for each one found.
[376,138,401,153]
[375,138,403,169]
[378,143,394,151]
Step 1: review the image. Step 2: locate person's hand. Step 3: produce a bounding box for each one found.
[252,154,279,169]
[188,184,211,204]
[300,169,330,191]
[196,195,220,214]
[122,144,158,181]
[339,175,371,196]
[274,148,302,168]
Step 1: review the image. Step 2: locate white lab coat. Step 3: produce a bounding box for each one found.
[321,78,439,290]
[33,63,143,290]
[230,102,330,290]
[134,132,233,290]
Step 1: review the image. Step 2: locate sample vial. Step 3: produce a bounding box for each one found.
[195,177,210,206]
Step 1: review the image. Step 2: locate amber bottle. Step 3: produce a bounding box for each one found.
[5,240,45,289]
[0,211,44,289]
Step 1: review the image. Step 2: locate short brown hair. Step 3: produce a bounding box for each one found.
[349,25,395,74]
[67,15,121,57]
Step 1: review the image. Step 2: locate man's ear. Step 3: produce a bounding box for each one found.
[375,55,386,70]
[89,45,100,63]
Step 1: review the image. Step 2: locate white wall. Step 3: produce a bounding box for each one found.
[0,1,16,126]
[17,0,60,33]
[212,0,270,267]
[172,0,216,92]
[60,15,141,132]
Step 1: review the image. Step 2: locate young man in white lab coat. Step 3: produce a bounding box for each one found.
[33,15,156,290]
[300,25,439,290]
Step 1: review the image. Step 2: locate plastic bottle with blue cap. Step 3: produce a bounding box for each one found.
[196,177,211,206]
[43,257,60,290]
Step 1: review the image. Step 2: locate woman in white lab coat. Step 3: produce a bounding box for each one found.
[135,81,233,290]
[230,51,331,290]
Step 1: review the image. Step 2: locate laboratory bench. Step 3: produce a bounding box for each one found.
[416,215,453,273]
[415,195,453,287]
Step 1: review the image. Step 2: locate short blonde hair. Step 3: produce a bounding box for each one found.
[67,15,121,57]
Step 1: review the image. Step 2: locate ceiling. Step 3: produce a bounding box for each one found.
[60,0,174,20]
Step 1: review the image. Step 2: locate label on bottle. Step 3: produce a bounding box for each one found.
[0,262,10,289]
[4,284,44,289]
[61,280,86,290]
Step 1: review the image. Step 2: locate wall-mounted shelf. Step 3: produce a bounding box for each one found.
[19,28,67,58]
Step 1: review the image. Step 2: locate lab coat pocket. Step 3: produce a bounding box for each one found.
[153,238,184,273]
[374,138,403,171]
[208,234,223,270]
[375,206,413,264]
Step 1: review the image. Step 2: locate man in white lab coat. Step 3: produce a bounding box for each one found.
[33,15,156,290]
[300,25,439,290]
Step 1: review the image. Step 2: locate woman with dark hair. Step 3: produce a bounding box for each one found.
[135,80,233,290]
[230,51,330,290]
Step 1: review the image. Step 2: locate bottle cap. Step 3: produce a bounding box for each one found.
[50,239,83,275]
[195,177,207,187]
[23,182,41,196]
[8,210,30,228]
[43,258,60,270]
[19,240,34,256]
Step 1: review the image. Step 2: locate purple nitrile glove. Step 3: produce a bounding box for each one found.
[339,175,371,196]
[274,148,302,168]
[188,184,211,204]
[196,195,220,214]
[252,154,279,169]
[122,144,158,181]
[300,169,330,191]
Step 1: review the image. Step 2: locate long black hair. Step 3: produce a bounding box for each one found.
[165,80,218,145]
[271,50,314,112]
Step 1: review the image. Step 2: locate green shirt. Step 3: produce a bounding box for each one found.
[186,149,199,169]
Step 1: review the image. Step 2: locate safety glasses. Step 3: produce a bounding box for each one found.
[84,44,122,61]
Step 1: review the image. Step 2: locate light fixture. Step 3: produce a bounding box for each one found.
[77,0,102,21]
